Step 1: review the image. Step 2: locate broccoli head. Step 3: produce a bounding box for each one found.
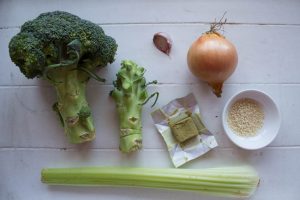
[9,11,118,144]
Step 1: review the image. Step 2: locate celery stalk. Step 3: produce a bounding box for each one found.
[41,166,259,198]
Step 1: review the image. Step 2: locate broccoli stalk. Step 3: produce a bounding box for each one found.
[9,11,117,144]
[49,40,95,143]
[110,60,158,153]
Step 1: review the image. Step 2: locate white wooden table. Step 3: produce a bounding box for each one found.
[1,0,299,199]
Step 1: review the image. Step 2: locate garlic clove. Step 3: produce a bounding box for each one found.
[153,32,172,56]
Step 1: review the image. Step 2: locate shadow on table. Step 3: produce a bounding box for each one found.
[47,185,234,200]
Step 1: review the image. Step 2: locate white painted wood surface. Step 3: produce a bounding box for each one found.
[0,0,299,199]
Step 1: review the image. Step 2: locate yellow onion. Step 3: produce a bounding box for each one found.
[187,32,238,97]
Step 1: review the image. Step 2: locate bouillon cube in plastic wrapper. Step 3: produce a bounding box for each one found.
[151,93,218,167]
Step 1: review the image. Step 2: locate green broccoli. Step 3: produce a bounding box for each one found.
[110,60,158,153]
[9,11,117,144]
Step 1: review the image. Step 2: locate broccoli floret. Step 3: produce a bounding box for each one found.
[9,11,118,144]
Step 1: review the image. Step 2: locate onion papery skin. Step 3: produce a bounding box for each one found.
[187,33,238,97]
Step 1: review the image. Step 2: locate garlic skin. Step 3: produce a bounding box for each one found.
[153,32,172,55]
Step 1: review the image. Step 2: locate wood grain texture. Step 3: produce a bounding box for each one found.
[0,148,298,200]
[0,84,299,149]
[0,0,299,199]
[1,0,300,27]
[1,24,300,86]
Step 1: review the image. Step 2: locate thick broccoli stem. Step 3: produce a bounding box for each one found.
[111,60,158,153]
[117,94,143,153]
[111,61,147,153]
[52,68,95,144]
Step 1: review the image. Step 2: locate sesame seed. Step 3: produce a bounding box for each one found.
[227,98,264,137]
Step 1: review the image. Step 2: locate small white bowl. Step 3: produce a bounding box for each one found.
[222,90,281,150]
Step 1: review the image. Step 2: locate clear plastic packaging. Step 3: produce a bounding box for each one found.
[151,93,218,167]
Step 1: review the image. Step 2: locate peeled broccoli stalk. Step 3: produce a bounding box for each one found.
[110,60,158,153]
[51,67,94,143]
[54,81,93,143]
[47,40,97,143]
[8,11,117,144]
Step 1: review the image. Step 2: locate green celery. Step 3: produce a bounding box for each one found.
[41,166,259,198]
